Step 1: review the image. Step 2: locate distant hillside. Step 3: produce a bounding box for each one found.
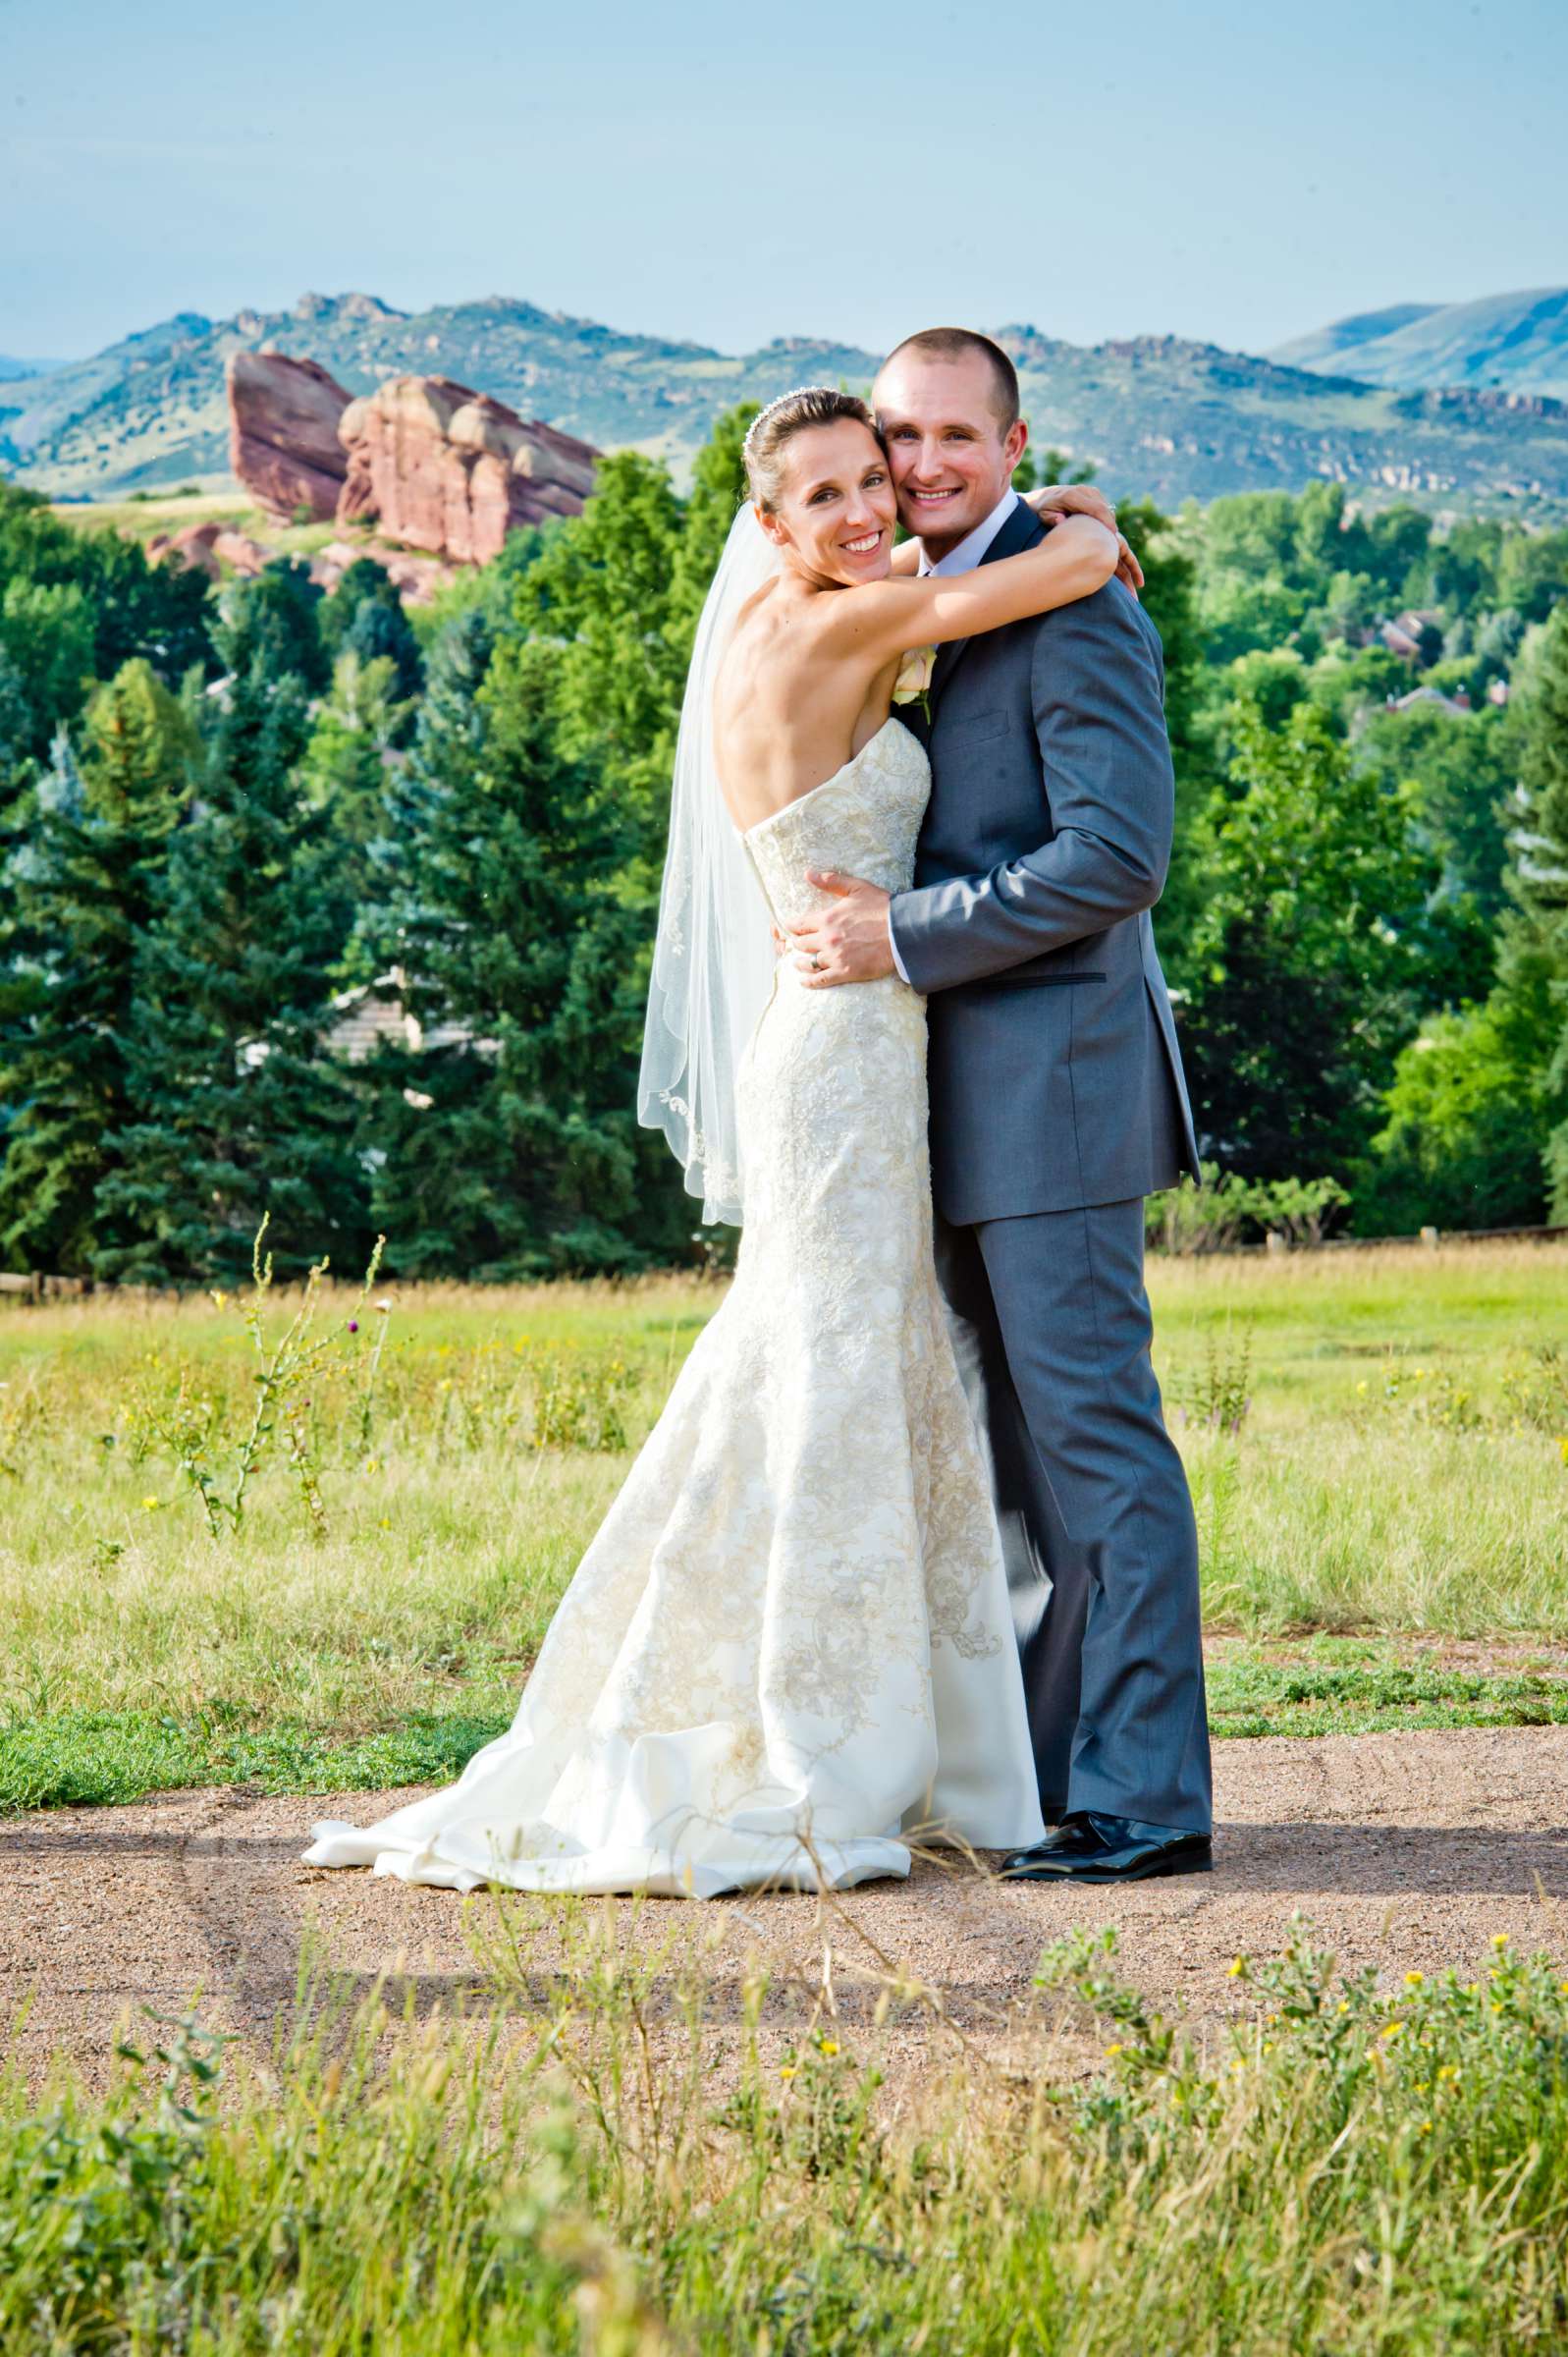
[1273,287,1568,402]
[6,288,1568,515]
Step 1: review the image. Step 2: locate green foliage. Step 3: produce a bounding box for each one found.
[510,447,687,859]
[297,647,413,980]
[92,659,369,1284]
[8,1921,1568,2353]
[1148,1164,1349,1253]
[1502,604,1568,1212]
[209,555,328,691]
[1182,702,1432,1178]
[0,661,196,1272]
[0,478,212,738]
[0,576,94,754]
[318,555,425,702]
[1355,700,1513,922]
[365,627,669,1278]
[1496,525,1568,622]
[1356,991,1554,1234]
[1,437,1565,1267]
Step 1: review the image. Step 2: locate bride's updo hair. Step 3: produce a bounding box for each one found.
[743,387,882,513]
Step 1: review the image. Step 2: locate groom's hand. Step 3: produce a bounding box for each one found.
[789,870,894,986]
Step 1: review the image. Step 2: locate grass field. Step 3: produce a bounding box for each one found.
[9,1918,1568,2353]
[5,1242,1567,2352]
[0,1240,1563,1811]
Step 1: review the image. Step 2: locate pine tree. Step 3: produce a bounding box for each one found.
[319,559,424,704]
[297,649,412,984]
[94,659,368,1283]
[365,625,670,1276]
[0,661,195,1272]
[210,560,329,694]
[510,451,687,870]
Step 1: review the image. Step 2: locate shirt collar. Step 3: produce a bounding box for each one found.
[916,488,1021,576]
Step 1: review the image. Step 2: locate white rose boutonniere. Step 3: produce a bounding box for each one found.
[892,643,937,725]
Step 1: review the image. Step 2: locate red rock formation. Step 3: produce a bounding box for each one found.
[336,376,597,562]
[148,520,275,580]
[227,349,351,521]
[209,528,272,576]
[147,521,225,578]
[307,538,449,605]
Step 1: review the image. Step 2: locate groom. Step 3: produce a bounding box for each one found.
[789,327,1212,1885]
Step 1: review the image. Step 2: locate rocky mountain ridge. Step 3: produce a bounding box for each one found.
[5,289,1568,514]
[1272,287,1568,403]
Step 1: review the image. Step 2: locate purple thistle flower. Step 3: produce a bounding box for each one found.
[348,1320,359,1333]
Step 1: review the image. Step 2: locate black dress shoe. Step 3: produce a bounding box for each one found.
[1000,1811,1213,1884]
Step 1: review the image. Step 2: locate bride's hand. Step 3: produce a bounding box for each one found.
[1025,483,1144,597]
[1025,481,1116,532]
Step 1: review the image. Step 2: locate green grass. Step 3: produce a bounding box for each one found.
[10,1644,1568,1811]
[5,1918,1568,2352]
[0,1244,1563,1814]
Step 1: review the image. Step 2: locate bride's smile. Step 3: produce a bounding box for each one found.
[754,417,898,587]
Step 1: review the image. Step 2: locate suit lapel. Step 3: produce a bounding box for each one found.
[928,496,1044,708]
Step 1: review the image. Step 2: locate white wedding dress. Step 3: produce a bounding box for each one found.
[302,718,1044,1895]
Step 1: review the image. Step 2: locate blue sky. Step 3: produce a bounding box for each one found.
[4,0,1565,364]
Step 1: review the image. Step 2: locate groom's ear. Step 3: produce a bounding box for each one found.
[1004,416,1029,476]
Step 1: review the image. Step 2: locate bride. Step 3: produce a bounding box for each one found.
[303,388,1119,1896]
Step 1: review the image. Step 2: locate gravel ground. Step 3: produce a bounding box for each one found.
[6,1727,1568,2096]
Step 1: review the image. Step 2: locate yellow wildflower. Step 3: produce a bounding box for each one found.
[819,2039,839,2056]
[1226,1956,1248,1979]
[1404,1971,1425,1988]
[141,1495,161,1510]
[1379,2020,1404,2041]
[1491,1932,1510,1950]
[779,2064,796,2081]
[1104,2044,1125,2058]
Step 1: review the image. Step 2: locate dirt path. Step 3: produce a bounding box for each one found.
[6,1727,1568,2094]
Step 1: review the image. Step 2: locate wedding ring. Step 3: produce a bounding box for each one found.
[810,954,825,971]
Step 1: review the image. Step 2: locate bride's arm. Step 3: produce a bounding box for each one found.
[886,483,1125,578]
[821,515,1119,665]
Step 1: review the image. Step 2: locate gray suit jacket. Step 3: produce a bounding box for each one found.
[890,500,1201,1226]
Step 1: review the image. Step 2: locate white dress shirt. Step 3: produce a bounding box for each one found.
[888,490,1021,980]
[916,487,1021,578]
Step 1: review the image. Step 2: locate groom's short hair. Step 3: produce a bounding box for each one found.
[878,328,1020,434]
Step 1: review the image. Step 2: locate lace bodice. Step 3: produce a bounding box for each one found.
[742,717,930,928]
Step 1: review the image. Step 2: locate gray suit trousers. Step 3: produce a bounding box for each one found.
[934,1198,1213,1834]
